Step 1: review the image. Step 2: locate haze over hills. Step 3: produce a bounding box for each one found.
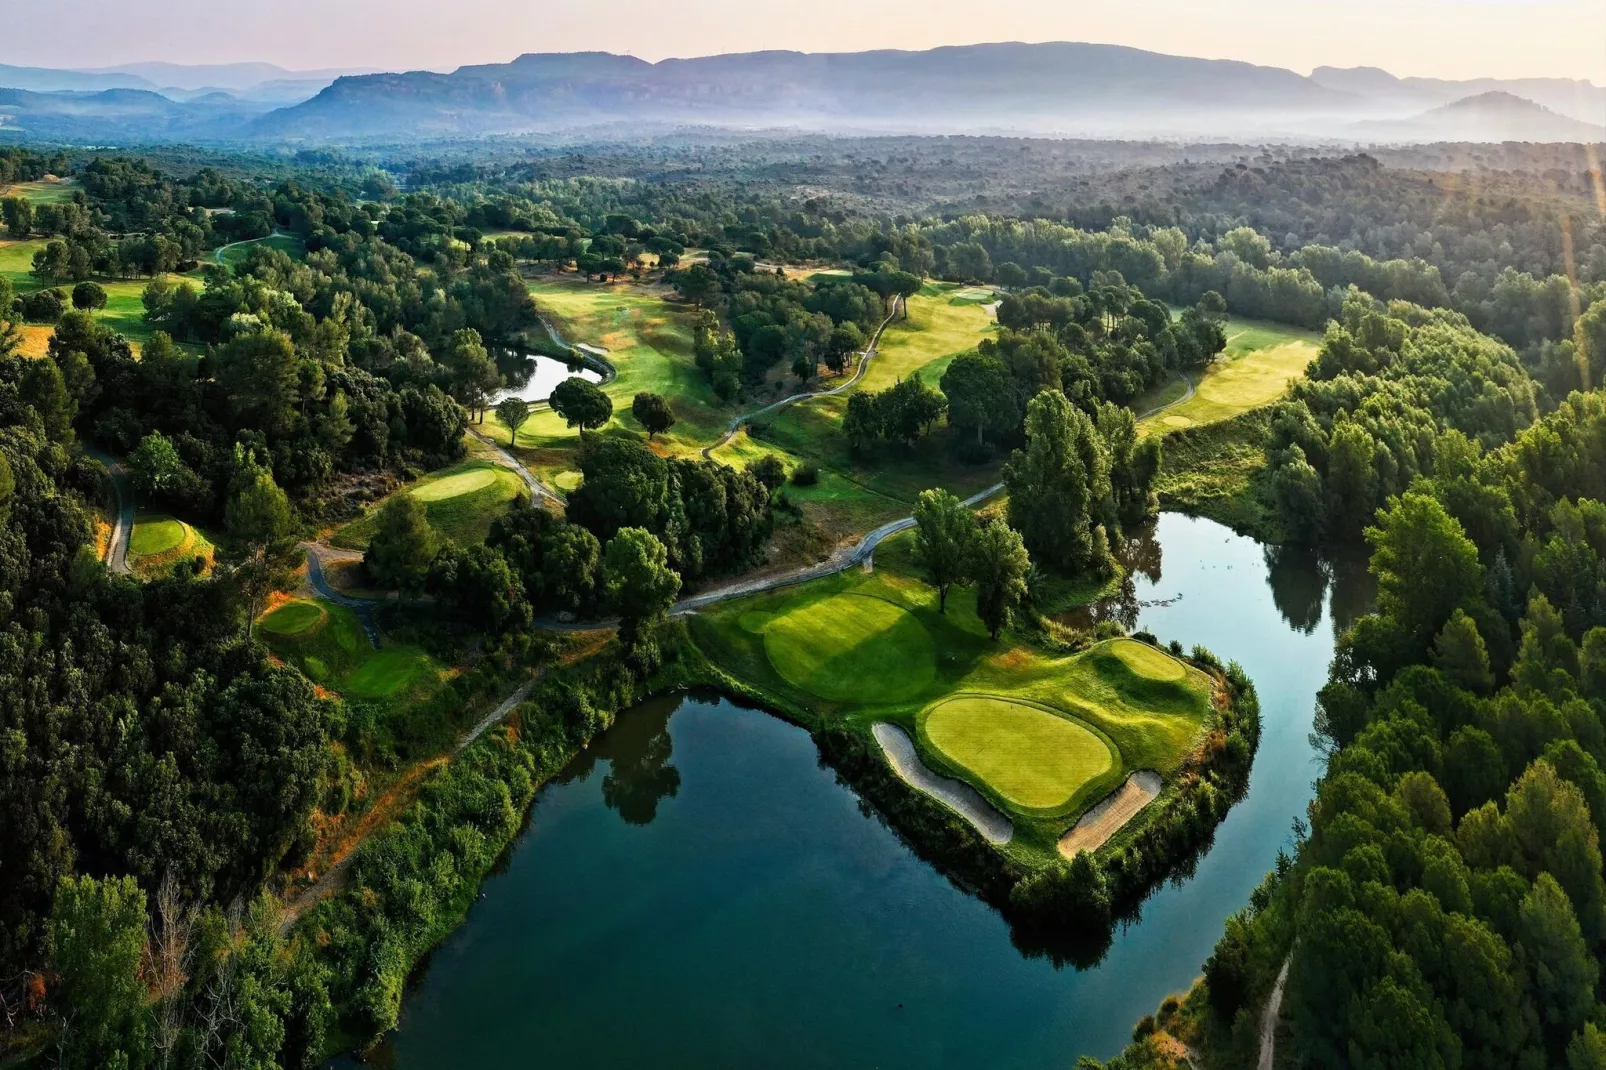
[0,42,1603,146]
[1349,90,1606,144]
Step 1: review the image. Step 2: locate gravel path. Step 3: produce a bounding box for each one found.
[1057,770,1163,857]
[872,723,1013,845]
[1259,954,1292,1070]
[1135,372,1195,422]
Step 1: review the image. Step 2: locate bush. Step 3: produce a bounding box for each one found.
[791,462,819,486]
[18,287,66,323]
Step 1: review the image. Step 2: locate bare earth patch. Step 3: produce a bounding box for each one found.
[873,722,1013,845]
[1057,770,1163,857]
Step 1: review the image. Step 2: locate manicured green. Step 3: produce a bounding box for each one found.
[129,516,186,557]
[343,648,441,700]
[1,179,76,205]
[1141,316,1319,434]
[258,596,442,700]
[258,598,326,637]
[761,591,938,704]
[332,460,524,550]
[127,513,215,578]
[922,695,1115,811]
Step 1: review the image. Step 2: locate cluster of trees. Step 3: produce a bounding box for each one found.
[843,373,947,452]
[1264,292,1539,546]
[1130,390,1606,1069]
[911,489,1031,636]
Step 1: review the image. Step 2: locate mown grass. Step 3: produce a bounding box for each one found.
[921,694,1115,812]
[128,513,215,578]
[687,558,1212,859]
[0,238,191,354]
[218,232,305,268]
[1140,316,1319,434]
[331,459,524,551]
[259,597,442,700]
[0,179,77,205]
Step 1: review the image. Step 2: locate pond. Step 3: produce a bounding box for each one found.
[492,351,604,404]
[338,512,1372,1069]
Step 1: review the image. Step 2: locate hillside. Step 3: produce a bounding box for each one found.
[1313,65,1606,125]
[1350,90,1606,143]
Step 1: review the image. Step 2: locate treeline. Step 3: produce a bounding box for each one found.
[1099,390,1606,1069]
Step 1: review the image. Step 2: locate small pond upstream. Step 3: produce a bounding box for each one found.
[337,512,1372,1069]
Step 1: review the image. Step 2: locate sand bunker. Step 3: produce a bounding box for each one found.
[1057,771,1163,857]
[872,723,1012,845]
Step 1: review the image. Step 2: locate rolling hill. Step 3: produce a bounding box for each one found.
[1350,90,1606,143]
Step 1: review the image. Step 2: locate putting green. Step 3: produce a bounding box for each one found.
[259,599,327,637]
[130,517,186,557]
[763,592,937,704]
[412,468,499,501]
[1109,638,1185,681]
[924,696,1115,811]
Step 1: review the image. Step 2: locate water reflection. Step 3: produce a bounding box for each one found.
[558,695,682,825]
[492,350,604,404]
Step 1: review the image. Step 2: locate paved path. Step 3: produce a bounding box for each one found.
[87,449,133,575]
[1135,372,1195,422]
[701,300,902,461]
[300,541,381,647]
[873,723,1013,844]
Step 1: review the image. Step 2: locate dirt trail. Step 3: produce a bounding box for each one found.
[1259,954,1292,1070]
[1057,770,1163,857]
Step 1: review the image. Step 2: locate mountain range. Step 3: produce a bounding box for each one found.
[0,44,1601,146]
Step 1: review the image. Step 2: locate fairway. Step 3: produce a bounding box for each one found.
[924,696,1115,811]
[762,591,937,704]
[1141,316,1319,434]
[1109,637,1185,681]
[343,648,440,700]
[259,596,442,699]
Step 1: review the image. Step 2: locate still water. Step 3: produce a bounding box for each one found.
[492,352,604,404]
[346,513,1371,1068]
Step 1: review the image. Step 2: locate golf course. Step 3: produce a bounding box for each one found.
[1139,315,1320,434]
[127,513,215,578]
[331,457,527,551]
[259,595,442,700]
[687,553,1218,863]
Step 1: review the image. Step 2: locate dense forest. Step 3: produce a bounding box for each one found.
[4,130,1606,1068]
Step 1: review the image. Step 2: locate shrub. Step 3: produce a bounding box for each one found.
[791,462,819,486]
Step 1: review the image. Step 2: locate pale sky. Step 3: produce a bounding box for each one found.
[7,0,1604,84]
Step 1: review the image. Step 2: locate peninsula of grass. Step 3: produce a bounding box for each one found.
[128,513,215,578]
[1140,315,1319,434]
[331,459,525,551]
[685,557,1216,863]
[259,597,441,700]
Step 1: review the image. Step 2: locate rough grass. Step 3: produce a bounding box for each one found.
[1154,408,1277,539]
[1141,316,1319,434]
[331,460,524,550]
[687,560,1212,858]
[921,695,1115,812]
[259,597,442,700]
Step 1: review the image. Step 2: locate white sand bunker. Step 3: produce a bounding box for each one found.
[1058,771,1163,858]
[872,723,1013,845]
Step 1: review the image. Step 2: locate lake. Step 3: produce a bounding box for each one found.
[340,512,1371,1069]
[493,351,604,404]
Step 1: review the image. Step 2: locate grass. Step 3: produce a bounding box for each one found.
[331,459,524,551]
[217,232,306,268]
[921,695,1115,812]
[259,597,442,700]
[687,552,1213,859]
[0,237,190,354]
[127,513,215,579]
[1153,409,1277,539]
[0,179,77,205]
[1140,316,1320,434]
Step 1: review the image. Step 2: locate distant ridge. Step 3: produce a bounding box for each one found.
[1350,90,1606,143]
[1312,66,1606,126]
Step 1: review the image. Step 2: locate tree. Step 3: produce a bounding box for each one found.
[550,376,614,430]
[970,520,1030,638]
[941,351,1017,446]
[1433,608,1494,693]
[749,454,787,493]
[70,281,107,311]
[427,543,531,633]
[1,195,32,238]
[215,328,299,437]
[1005,391,1112,576]
[0,276,19,358]
[128,431,190,503]
[913,488,977,613]
[365,493,439,594]
[995,261,1029,289]
[631,391,675,440]
[824,322,864,376]
[226,462,299,638]
[670,263,720,307]
[442,327,502,421]
[495,396,531,445]
[1367,491,1484,648]
[603,527,681,662]
[20,359,75,445]
[46,875,150,1068]
[1517,872,1599,1052]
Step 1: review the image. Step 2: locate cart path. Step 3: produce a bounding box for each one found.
[1258,953,1293,1070]
[88,449,134,575]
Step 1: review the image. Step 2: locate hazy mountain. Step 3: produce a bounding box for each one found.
[253,42,1357,141]
[1312,66,1606,125]
[1350,91,1606,143]
[0,86,272,141]
[75,61,379,92]
[0,63,159,94]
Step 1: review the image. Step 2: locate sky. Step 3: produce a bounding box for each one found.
[6,0,1604,84]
